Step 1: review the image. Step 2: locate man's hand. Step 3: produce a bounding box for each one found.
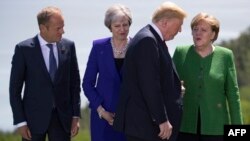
[158,120,172,140]
[71,118,80,137]
[17,125,31,140]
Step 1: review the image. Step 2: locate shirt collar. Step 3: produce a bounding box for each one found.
[38,34,56,47]
[150,22,164,41]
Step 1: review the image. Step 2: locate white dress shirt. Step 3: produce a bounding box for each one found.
[38,34,59,70]
[150,22,164,41]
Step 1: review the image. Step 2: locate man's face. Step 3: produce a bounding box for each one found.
[41,13,64,43]
[162,18,183,41]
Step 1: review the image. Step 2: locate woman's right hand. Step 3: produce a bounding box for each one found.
[97,105,115,125]
[101,111,115,125]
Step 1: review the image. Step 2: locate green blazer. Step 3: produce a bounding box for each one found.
[173,45,243,135]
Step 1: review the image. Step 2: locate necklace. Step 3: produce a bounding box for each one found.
[111,38,128,58]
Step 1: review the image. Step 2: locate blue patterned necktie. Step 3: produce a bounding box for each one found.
[46,44,57,82]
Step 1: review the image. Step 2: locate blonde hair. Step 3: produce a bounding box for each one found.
[152,1,187,23]
[191,12,220,42]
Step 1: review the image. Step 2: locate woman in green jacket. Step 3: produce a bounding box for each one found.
[173,12,243,141]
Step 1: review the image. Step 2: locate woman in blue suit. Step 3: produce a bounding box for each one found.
[82,4,132,141]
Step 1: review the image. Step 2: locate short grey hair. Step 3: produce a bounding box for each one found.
[104,4,132,30]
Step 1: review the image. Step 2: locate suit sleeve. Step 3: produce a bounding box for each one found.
[70,42,81,117]
[82,43,103,110]
[9,45,26,125]
[135,38,167,124]
[225,51,243,124]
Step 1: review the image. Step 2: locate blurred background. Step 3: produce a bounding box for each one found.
[1,0,250,140]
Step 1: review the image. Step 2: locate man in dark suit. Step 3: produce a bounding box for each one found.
[113,2,187,141]
[9,6,81,141]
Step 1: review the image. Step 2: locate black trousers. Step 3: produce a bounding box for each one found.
[127,135,151,141]
[177,109,223,141]
[177,132,223,141]
[22,109,70,141]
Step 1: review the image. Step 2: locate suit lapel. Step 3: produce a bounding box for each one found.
[56,42,63,71]
[104,38,121,81]
[161,41,180,80]
[54,41,65,83]
[149,25,180,80]
[33,36,53,83]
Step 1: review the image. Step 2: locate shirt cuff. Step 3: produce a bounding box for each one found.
[15,121,27,128]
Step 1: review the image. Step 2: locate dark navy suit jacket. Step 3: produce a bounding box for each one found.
[113,25,182,141]
[9,35,81,134]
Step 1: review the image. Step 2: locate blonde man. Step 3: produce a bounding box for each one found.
[114,1,187,141]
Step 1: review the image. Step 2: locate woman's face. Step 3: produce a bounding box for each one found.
[110,16,130,40]
[192,20,215,48]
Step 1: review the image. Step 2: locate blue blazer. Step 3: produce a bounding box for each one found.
[9,35,81,134]
[113,25,182,141]
[82,37,126,141]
